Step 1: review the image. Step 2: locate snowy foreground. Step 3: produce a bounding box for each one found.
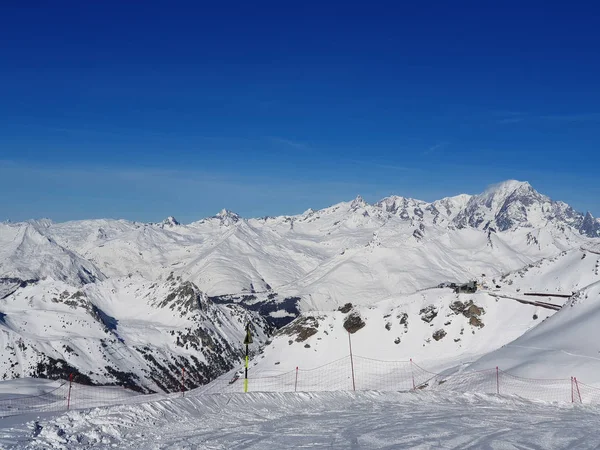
[2,391,600,449]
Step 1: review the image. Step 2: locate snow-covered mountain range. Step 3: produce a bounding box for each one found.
[1,180,600,390]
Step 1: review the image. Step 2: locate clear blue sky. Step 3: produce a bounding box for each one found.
[1,2,599,223]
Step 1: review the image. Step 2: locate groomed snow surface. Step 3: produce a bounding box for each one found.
[2,391,600,449]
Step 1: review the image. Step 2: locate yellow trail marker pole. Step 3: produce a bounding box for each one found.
[243,323,253,393]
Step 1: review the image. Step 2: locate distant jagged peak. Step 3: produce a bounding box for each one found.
[477,180,544,206]
[350,195,367,209]
[580,211,600,238]
[433,193,472,206]
[162,216,180,227]
[215,208,240,219]
[214,208,241,225]
[376,195,425,211]
[428,194,473,222]
[484,179,533,194]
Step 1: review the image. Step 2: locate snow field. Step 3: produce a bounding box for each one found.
[3,391,600,449]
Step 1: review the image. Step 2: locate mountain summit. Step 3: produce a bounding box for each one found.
[451,180,597,235]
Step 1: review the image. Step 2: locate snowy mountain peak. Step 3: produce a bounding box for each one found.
[478,180,541,209]
[27,218,54,229]
[580,211,600,237]
[350,195,367,209]
[485,180,532,195]
[214,209,241,225]
[454,180,553,231]
[162,216,180,227]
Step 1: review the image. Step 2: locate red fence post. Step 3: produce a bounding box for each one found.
[496,367,499,395]
[574,377,582,403]
[67,373,73,410]
[295,367,298,392]
[348,332,356,391]
[410,359,416,390]
[181,367,185,397]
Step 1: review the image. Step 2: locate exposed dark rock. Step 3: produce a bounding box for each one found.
[343,312,366,334]
[279,316,319,342]
[156,281,204,315]
[419,305,438,323]
[450,300,485,328]
[432,329,447,341]
[338,303,353,314]
[469,316,484,328]
[398,312,408,328]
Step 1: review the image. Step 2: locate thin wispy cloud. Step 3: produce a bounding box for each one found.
[492,111,527,124]
[423,142,449,156]
[538,113,600,122]
[494,111,600,124]
[496,117,526,124]
[346,159,416,172]
[267,136,312,151]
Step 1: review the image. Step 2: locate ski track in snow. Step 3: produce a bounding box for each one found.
[2,391,600,449]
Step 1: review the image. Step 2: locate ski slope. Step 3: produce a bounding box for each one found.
[2,391,600,449]
[471,282,600,382]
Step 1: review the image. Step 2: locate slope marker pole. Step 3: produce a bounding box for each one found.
[496,367,499,395]
[295,367,298,392]
[67,373,73,411]
[574,377,582,403]
[348,332,356,391]
[182,367,185,398]
[571,377,574,403]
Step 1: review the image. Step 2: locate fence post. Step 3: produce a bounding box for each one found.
[348,332,356,391]
[496,367,499,395]
[410,359,416,390]
[295,367,298,392]
[181,367,185,398]
[67,373,73,411]
[574,377,582,403]
[571,377,574,403]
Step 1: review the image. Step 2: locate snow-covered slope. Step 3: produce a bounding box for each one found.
[4,391,600,449]
[1,180,599,390]
[248,289,555,377]
[0,222,104,292]
[0,275,269,392]
[470,252,600,382]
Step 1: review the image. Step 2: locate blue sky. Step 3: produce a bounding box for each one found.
[1,2,599,223]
